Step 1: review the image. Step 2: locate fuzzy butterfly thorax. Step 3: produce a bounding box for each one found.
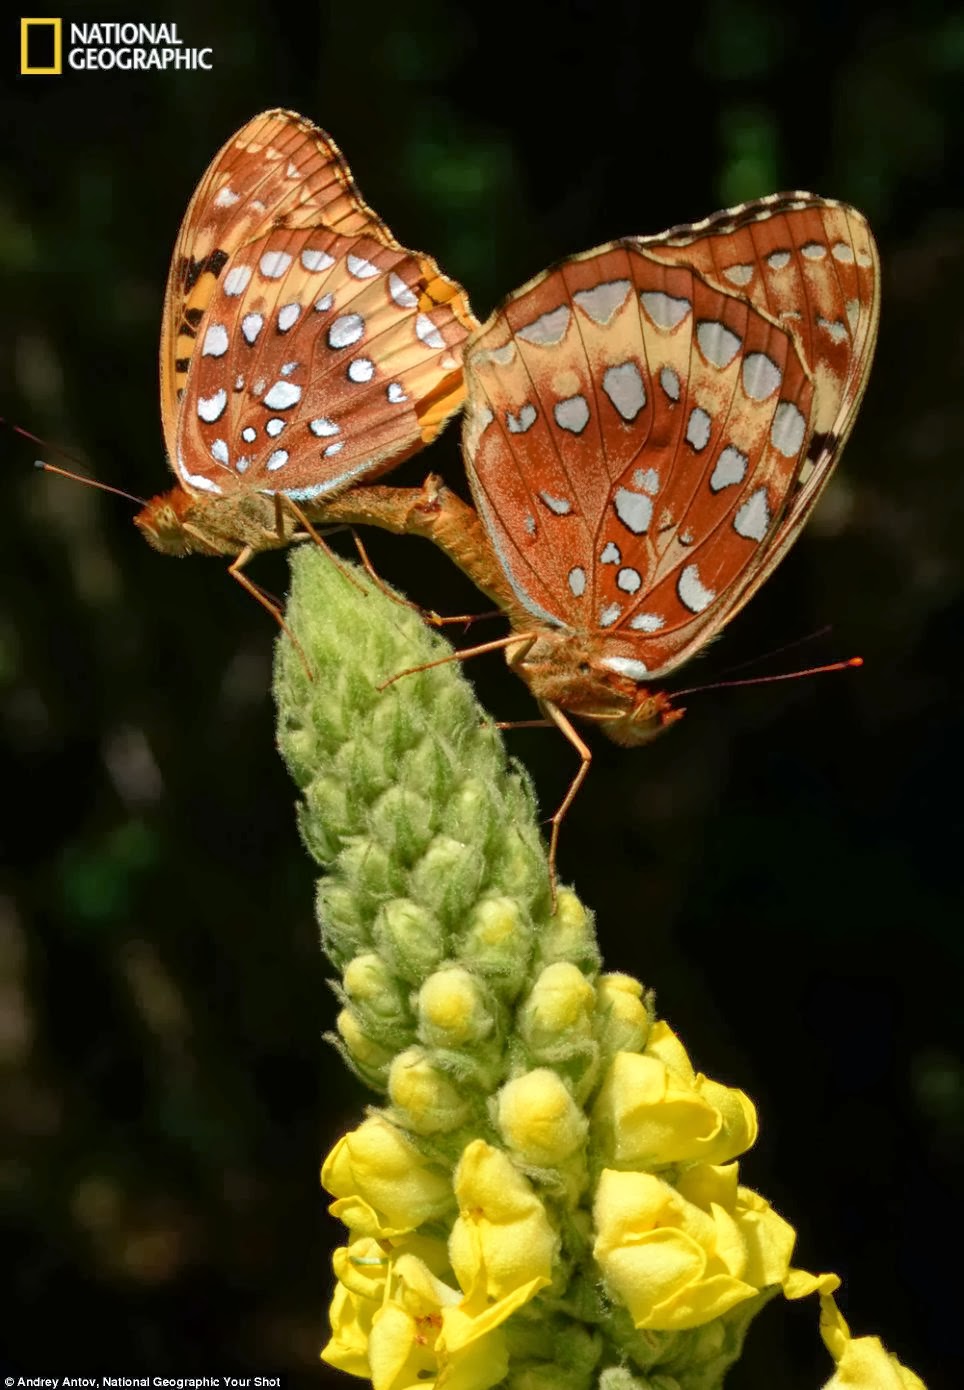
[135,486,297,557]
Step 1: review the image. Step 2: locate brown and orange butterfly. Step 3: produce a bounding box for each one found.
[135,107,477,611]
[336,193,879,878]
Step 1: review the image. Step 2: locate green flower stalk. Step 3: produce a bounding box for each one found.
[274,547,926,1390]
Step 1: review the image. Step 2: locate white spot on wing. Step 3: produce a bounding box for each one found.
[259,250,293,279]
[389,272,418,308]
[415,314,445,349]
[742,353,783,401]
[614,488,653,534]
[723,263,754,287]
[387,383,408,404]
[540,491,571,515]
[686,406,712,451]
[241,313,264,344]
[265,417,285,438]
[554,395,590,433]
[324,441,345,456]
[507,403,537,434]
[633,467,660,495]
[602,362,646,421]
[600,542,620,564]
[202,324,229,357]
[310,418,339,437]
[697,320,742,369]
[314,293,334,313]
[630,611,665,632]
[659,365,681,401]
[710,445,749,491]
[210,438,229,464]
[617,567,642,594]
[302,248,335,272]
[197,388,227,423]
[278,302,301,333]
[771,400,807,457]
[568,566,586,597]
[214,186,240,208]
[599,602,622,627]
[641,291,691,329]
[222,265,252,296]
[573,279,632,325]
[601,656,649,681]
[817,315,849,344]
[845,299,860,331]
[678,563,716,613]
[263,380,302,410]
[734,486,771,541]
[348,359,375,383]
[347,253,379,279]
[328,313,365,349]
[241,426,256,443]
[801,242,826,260]
[517,305,571,345]
[831,241,855,264]
[767,250,791,270]
[266,449,289,471]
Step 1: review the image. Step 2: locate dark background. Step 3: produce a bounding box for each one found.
[2,1,961,1385]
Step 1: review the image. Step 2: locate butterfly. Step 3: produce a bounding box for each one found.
[339,192,879,881]
[135,108,477,612]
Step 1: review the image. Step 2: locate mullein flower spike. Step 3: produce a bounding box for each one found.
[274,548,927,1390]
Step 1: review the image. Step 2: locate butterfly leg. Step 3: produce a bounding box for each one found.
[280,496,368,596]
[351,530,501,631]
[540,701,593,911]
[378,631,533,693]
[227,545,313,680]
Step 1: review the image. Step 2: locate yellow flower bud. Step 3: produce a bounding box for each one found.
[335,1009,394,1083]
[418,966,492,1048]
[594,973,652,1057]
[537,889,598,969]
[449,1139,557,1311]
[388,1047,474,1133]
[343,953,402,1011]
[521,962,596,1048]
[496,1068,588,1166]
[457,896,533,985]
[322,1113,453,1237]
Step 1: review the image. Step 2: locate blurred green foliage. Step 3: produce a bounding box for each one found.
[2,1,961,1386]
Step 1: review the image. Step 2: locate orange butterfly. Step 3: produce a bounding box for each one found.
[327,193,880,882]
[136,108,477,611]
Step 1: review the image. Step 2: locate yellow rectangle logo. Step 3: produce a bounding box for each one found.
[21,17,62,74]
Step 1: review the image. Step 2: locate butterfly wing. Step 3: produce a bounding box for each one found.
[161,109,476,497]
[463,201,877,681]
[635,193,880,596]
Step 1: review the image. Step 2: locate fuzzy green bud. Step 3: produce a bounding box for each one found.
[456,896,534,993]
[372,897,447,985]
[388,1046,474,1134]
[594,973,653,1058]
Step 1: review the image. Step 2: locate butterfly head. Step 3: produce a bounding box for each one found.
[515,630,684,746]
[135,487,227,557]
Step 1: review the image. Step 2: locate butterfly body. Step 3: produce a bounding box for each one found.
[143,108,476,579]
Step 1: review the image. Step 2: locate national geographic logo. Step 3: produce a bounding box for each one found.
[20,19,214,73]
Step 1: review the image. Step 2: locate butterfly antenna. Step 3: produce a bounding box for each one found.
[707,625,834,681]
[2,418,147,508]
[674,656,863,700]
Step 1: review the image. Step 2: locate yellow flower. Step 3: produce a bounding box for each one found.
[593,1163,803,1330]
[819,1293,928,1389]
[448,1139,557,1314]
[591,1023,757,1168]
[322,1113,454,1237]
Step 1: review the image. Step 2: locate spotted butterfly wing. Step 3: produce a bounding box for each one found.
[462,196,878,682]
[142,109,476,554]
